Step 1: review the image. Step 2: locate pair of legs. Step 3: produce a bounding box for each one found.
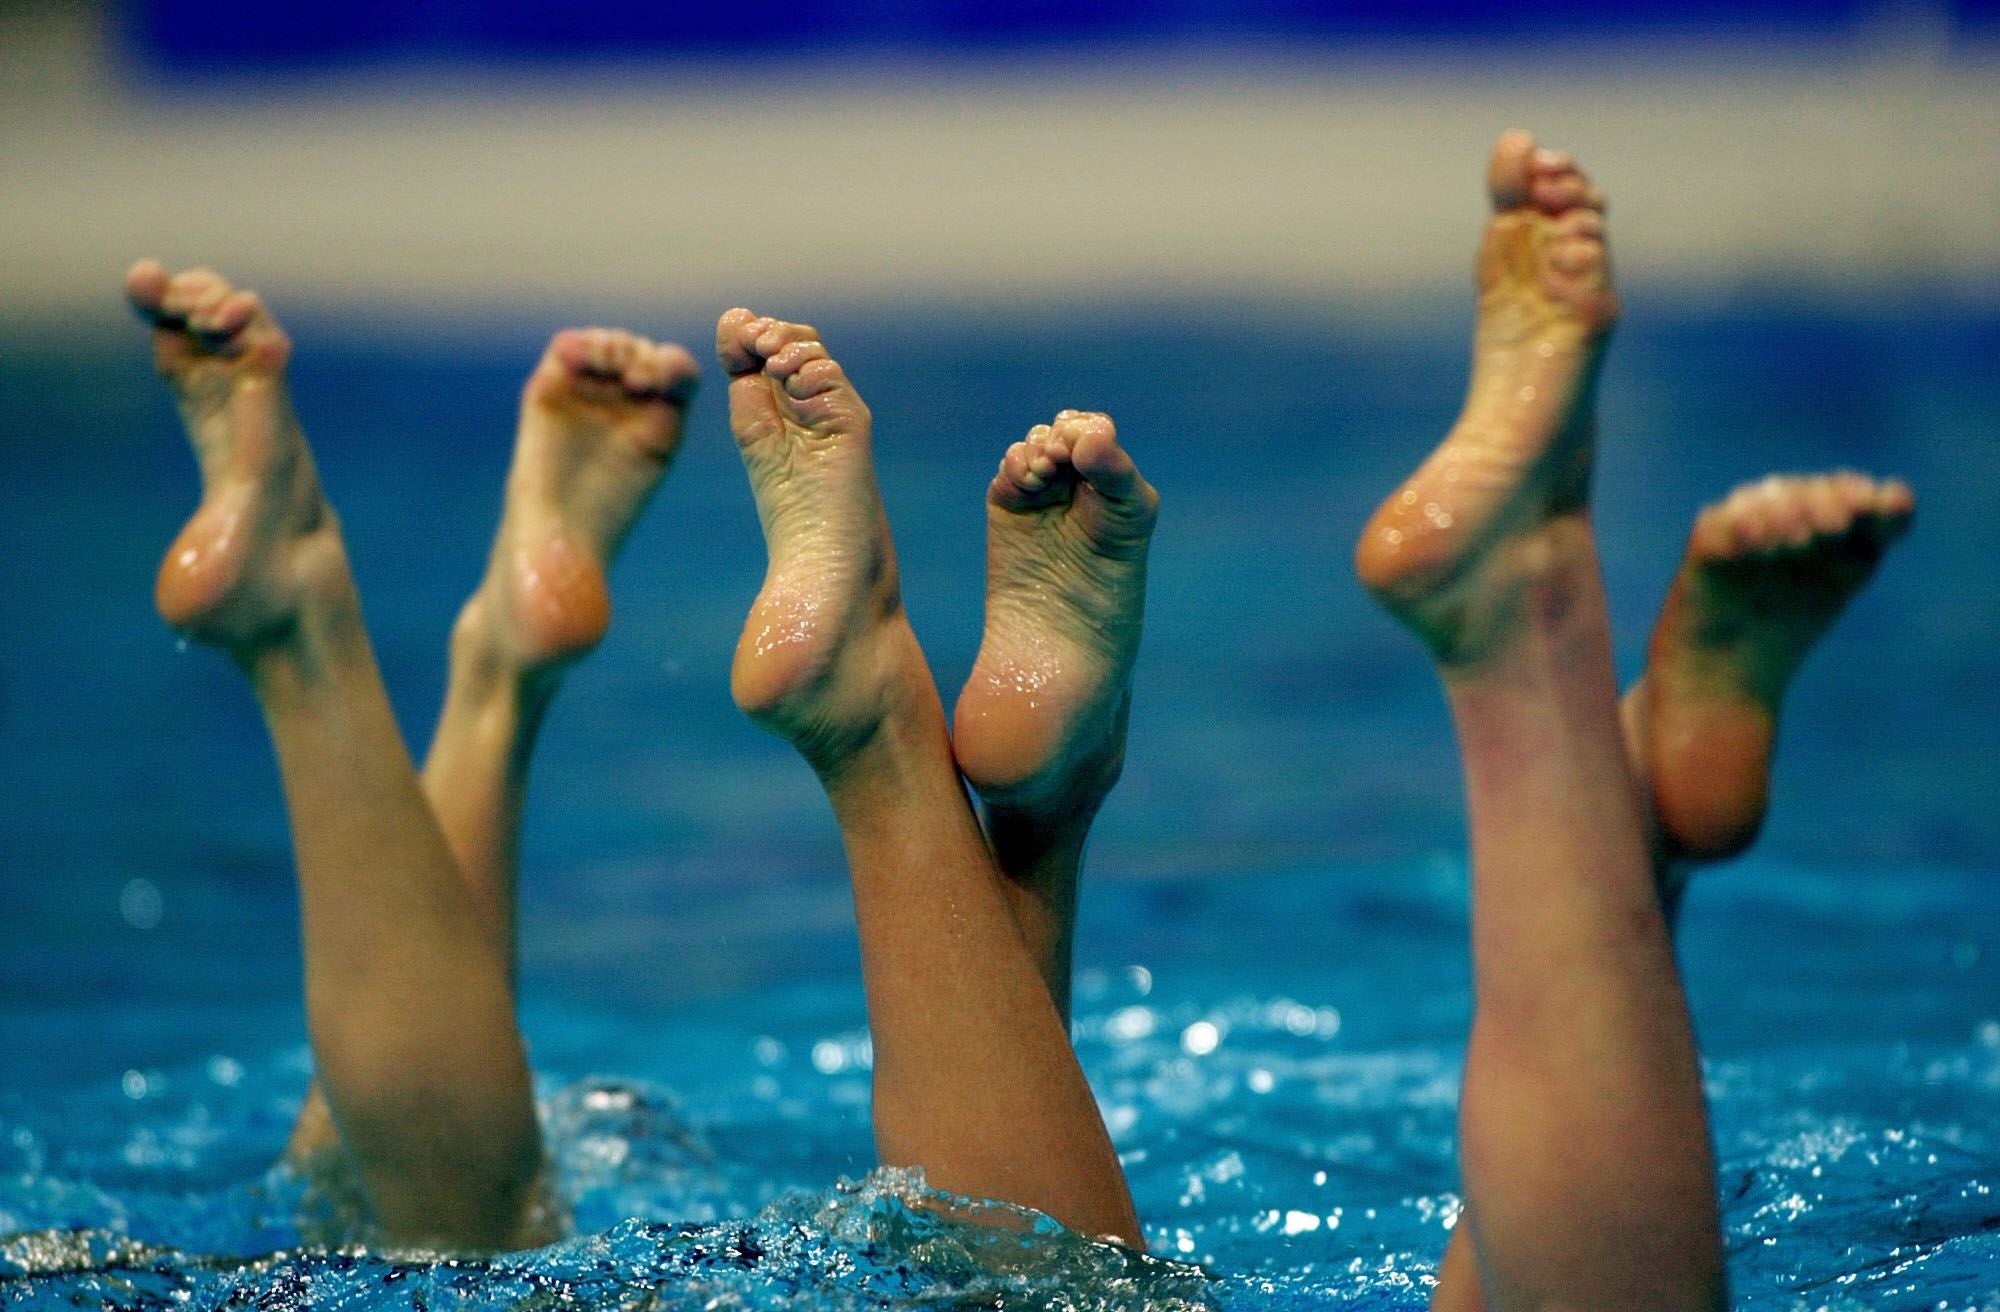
[129,260,699,1247]
[700,160,1912,1284]
[128,264,1154,1246]
[1356,133,1913,1308]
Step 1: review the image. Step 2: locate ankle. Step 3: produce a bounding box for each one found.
[1403,515,1600,674]
[808,631,951,789]
[237,547,372,698]
[448,593,565,706]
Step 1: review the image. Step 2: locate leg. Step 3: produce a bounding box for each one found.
[423,326,699,954]
[288,326,700,1158]
[717,309,1140,1245]
[130,261,541,1250]
[1429,470,1913,1307]
[1354,136,1726,1309]
[953,413,1159,1017]
[1426,480,1913,1312]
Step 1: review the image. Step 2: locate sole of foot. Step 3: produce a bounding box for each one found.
[128,259,344,653]
[1355,131,1618,667]
[952,411,1159,821]
[1637,471,1914,864]
[455,327,699,679]
[718,308,917,768]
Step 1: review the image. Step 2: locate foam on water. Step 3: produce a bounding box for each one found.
[2,862,1995,1310]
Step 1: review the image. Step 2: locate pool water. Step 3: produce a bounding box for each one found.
[0,297,1995,1308]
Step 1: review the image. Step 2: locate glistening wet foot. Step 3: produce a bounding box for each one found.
[718,309,919,771]
[128,259,344,653]
[454,327,699,682]
[953,411,1159,823]
[1354,131,1618,665]
[1632,472,1914,868]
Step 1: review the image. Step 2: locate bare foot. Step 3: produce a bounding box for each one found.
[718,309,920,770]
[952,411,1159,821]
[1629,472,1915,870]
[129,259,345,652]
[453,327,699,682]
[1355,131,1618,664]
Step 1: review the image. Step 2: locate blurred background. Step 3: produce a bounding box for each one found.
[7,0,2000,320]
[2,0,1996,1031]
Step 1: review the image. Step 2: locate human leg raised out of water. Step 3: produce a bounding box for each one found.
[129,260,545,1249]
[1354,134,1727,1310]
[1623,471,1913,910]
[1394,140,1912,1310]
[285,327,701,1161]
[717,308,1142,1245]
[952,414,1160,1018]
[1424,468,1915,1308]
[1428,471,1915,1304]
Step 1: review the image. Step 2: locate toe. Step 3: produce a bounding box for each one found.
[549,327,594,373]
[616,335,667,393]
[1688,501,1736,561]
[1876,478,1916,520]
[717,308,765,376]
[752,318,821,363]
[1073,439,1145,507]
[1858,481,1916,549]
[1750,477,1810,548]
[206,289,262,339]
[781,354,845,401]
[1022,425,1062,482]
[586,328,634,378]
[1831,470,1875,511]
[1727,481,1777,552]
[636,342,702,402]
[1487,129,1537,210]
[1804,476,1851,536]
[765,337,828,384]
[1530,169,1592,215]
[125,259,172,317]
[1000,439,1047,494]
[162,268,232,323]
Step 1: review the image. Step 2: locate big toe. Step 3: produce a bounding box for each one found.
[1060,412,1147,506]
[1487,129,1538,210]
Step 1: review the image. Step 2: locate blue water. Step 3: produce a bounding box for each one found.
[1,297,1996,1307]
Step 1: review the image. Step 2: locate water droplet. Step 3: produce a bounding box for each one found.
[120,878,164,930]
[1107,1005,1157,1043]
[1181,1020,1221,1056]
